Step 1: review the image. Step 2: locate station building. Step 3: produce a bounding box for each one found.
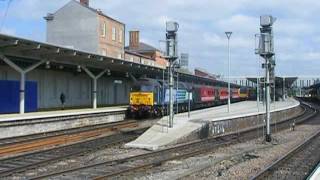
[0,0,171,114]
[0,0,279,115]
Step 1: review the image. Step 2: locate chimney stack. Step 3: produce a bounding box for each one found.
[129,31,140,50]
[80,0,89,6]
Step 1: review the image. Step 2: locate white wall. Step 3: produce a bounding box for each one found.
[0,65,132,110]
[47,1,99,54]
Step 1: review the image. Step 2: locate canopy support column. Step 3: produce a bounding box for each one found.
[82,66,107,109]
[0,53,44,114]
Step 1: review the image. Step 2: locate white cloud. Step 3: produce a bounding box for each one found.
[305,52,320,61]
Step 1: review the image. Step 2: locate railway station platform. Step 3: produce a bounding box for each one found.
[0,106,127,122]
[125,98,301,150]
[0,106,127,139]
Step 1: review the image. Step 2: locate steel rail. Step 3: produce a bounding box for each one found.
[0,120,137,147]
[251,129,320,180]
[0,121,145,178]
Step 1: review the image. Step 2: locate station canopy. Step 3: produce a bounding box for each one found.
[0,33,239,88]
[247,76,298,88]
[307,82,320,89]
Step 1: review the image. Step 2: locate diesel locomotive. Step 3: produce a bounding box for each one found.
[128,77,253,118]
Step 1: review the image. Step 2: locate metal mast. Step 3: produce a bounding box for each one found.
[255,15,276,142]
[165,21,179,128]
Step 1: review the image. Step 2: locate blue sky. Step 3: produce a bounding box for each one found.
[0,0,320,76]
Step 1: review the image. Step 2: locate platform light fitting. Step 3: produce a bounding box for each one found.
[59,65,64,70]
[260,15,276,27]
[225,32,232,39]
[77,65,81,73]
[166,21,179,32]
[45,61,50,69]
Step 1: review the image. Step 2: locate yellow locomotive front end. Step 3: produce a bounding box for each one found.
[130,92,154,106]
[129,91,155,118]
[128,78,163,118]
[239,87,249,99]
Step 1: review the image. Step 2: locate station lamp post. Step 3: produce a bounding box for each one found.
[225,32,232,113]
[283,77,286,100]
[165,21,179,128]
[255,15,276,142]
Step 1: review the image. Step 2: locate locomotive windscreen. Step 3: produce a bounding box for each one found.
[132,84,154,92]
[240,87,248,93]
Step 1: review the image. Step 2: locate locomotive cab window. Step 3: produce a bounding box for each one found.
[132,85,140,91]
[141,85,154,92]
[132,85,154,92]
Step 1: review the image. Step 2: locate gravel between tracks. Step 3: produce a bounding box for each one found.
[115,123,320,180]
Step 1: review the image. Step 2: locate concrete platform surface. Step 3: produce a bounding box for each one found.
[0,106,127,122]
[125,99,300,150]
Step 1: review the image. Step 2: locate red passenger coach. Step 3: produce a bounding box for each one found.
[200,86,215,102]
[219,88,228,100]
[231,88,240,99]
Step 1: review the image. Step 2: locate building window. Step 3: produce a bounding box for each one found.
[118,53,122,59]
[119,29,123,43]
[101,22,106,37]
[112,27,116,41]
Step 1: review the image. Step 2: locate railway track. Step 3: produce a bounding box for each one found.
[0,120,148,178]
[0,120,133,147]
[28,101,317,179]
[0,120,139,156]
[251,100,320,180]
[31,134,238,180]
[251,129,320,180]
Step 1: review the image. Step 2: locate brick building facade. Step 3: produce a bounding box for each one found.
[45,0,167,68]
